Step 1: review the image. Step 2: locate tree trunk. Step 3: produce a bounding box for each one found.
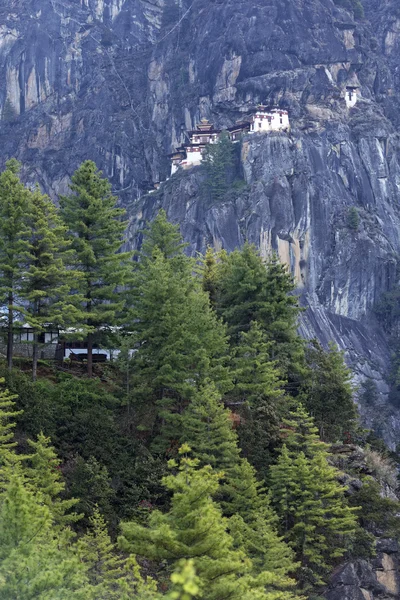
[32,332,38,382]
[7,292,13,371]
[87,331,93,377]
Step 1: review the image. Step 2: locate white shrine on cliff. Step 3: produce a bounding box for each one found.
[345,86,359,108]
[169,105,290,175]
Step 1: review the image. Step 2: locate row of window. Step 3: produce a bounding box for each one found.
[12,331,59,344]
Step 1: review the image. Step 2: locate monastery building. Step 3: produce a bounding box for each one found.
[169,105,290,175]
[345,86,358,108]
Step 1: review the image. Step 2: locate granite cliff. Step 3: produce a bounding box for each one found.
[1,0,400,445]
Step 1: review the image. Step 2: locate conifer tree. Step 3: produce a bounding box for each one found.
[215,244,304,385]
[279,403,327,458]
[2,98,17,122]
[0,159,30,370]
[224,458,296,581]
[79,508,158,599]
[0,469,94,599]
[79,508,120,590]
[229,321,286,474]
[119,448,296,600]
[201,246,219,307]
[139,209,188,261]
[181,382,239,470]
[270,406,359,589]
[60,161,132,377]
[0,378,21,466]
[202,131,235,201]
[25,432,80,527]
[22,187,83,381]
[130,219,230,451]
[302,340,357,441]
[181,386,296,587]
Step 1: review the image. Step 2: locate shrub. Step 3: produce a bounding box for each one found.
[347,206,360,230]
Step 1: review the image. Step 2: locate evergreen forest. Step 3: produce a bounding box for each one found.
[0,159,398,599]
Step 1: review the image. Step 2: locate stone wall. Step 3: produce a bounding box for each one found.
[0,340,58,360]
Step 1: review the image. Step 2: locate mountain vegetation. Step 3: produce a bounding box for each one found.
[0,161,398,599]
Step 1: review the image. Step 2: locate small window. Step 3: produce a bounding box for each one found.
[280,117,283,124]
[258,122,262,128]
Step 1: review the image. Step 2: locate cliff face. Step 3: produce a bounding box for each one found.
[1,0,400,443]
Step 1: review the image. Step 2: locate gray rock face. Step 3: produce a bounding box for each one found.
[2,0,400,442]
[325,540,400,600]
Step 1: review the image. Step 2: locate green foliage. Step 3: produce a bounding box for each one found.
[0,159,30,370]
[164,560,201,600]
[60,160,132,376]
[270,406,359,589]
[0,205,383,597]
[200,245,219,307]
[181,382,239,470]
[0,378,21,465]
[119,450,297,600]
[2,98,17,122]
[347,206,360,230]
[3,369,164,522]
[0,469,94,599]
[229,321,285,474]
[215,244,305,386]
[25,432,80,527]
[348,477,400,538]
[202,130,235,202]
[79,507,159,598]
[374,282,400,333]
[68,455,115,525]
[301,341,357,442]
[360,379,379,407]
[129,216,230,452]
[278,403,328,457]
[139,209,188,261]
[180,384,297,587]
[22,187,82,380]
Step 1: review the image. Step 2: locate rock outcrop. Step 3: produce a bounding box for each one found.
[326,540,400,600]
[2,0,400,442]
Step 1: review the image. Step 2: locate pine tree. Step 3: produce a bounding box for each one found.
[25,432,80,527]
[79,508,160,599]
[347,206,360,230]
[0,378,21,466]
[301,340,357,441]
[60,161,132,377]
[229,321,286,474]
[2,98,17,122]
[68,455,115,524]
[181,387,296,589]
[119,448,296,600]
[201,246,219,308]
[360,378,379,406]
[79,508,120,590]
[22,187,83,381]
[224,458,296,581]
[0,159,30,370]
[215,244,304,386]
[130,233,230,452]
[202,131,235,201]
[270,407,359,589]
[139,209,188,261]
[279,403,327,458]
[0,469,94,599]
[181,382,239,470]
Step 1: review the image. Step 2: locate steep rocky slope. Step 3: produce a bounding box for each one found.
[1,0,400,443]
